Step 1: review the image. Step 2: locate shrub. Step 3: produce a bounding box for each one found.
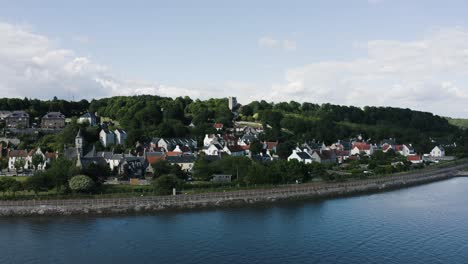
[69,175,95,193]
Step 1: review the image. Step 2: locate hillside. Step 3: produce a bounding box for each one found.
[447,118,468,129]
[1,96,467,156]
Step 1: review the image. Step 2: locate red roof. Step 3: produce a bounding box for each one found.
[147,155,166,164]
[45,152,57,159]
[394,145,403,151]
[407,155,421,161]
[382,144,391,151]
[228,145,245,152]
[8,149,28,158]
[353,142,371,150]
[166,151,182,157]
[266,141,278,150]
[214,123,224,129]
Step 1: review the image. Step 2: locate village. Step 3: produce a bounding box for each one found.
[0,97,454,188]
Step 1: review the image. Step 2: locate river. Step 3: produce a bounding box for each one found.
[1,177,468,264]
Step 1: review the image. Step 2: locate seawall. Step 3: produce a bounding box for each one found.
[0,164,467,217]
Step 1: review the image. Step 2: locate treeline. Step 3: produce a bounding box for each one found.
[2,95,468,157]
[240,101,466,154]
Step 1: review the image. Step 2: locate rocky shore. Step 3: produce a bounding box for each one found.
[0,164,466,217]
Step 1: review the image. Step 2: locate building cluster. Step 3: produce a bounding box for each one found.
[0,110,68,129]
[1,145,57,171]
[288,137,448,165]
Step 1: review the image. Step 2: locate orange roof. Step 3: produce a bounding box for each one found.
[166,151,182,157]
[353,142,371,150]
[214,123,224,129]
[147,155,166,164]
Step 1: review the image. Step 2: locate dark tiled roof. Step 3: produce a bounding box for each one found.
[296,151,312,160]
[166,155,196,164]
[43,112,65,119]
[8,111,29,118]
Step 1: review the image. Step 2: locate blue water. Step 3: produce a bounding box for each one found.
[1,178,468,264]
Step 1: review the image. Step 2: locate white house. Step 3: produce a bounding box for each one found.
[203,143,223,156]
[100,129,115,147]
[223,145,245,156]
[287,150,312,164]
[7,148,49,171]
[350,142,374,156]
[204,134,220,147]
[430,146,445,157]
[78,112,98,126]
[114,128,127,145]
[8,149,30,170]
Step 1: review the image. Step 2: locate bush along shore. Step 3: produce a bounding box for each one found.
[0,163,467,217]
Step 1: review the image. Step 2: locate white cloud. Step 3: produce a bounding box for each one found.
[73,35,90,44]
[267,28,468,117]
[283,39,297,51]
[0,22,190,100]
[258,36,280,49]
[258,36,297,51]
[3,21,468,117]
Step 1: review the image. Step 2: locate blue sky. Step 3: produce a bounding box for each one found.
[1,0,468,117]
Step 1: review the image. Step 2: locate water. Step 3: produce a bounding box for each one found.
[1,178,468,264]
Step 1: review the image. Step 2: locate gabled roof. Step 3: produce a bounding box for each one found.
[8,111,29,118]
[146,152,166,164]
[43,112,65,119]
[353,142,371,150]
[227,145,245,153]
[8,149,28,158]
[166,155,196,164]
[312,150,335,160]
[101,129,114,135]
[296,151,312,160]
[115,128,127,134]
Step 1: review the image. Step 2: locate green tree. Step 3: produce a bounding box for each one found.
[69,175,95,193]
[14,159,26,172]
[47,157,80,193]
[249,140,263,155]
[25,171,54,195]
[152,174,183,195]
[31,153,44,171]
[152,160,185,179]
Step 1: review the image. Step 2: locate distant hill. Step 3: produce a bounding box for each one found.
[447,118,468,129]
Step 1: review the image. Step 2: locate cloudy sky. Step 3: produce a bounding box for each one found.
[1,0,468,117]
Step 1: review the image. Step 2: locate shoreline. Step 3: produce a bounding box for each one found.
[0,164,466,217]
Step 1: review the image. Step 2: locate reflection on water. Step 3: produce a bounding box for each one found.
[1,178,468,264]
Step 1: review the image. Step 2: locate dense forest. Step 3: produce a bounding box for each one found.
[1,96,467,156]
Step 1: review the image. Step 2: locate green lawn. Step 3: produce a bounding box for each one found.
[10,176,28,182]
